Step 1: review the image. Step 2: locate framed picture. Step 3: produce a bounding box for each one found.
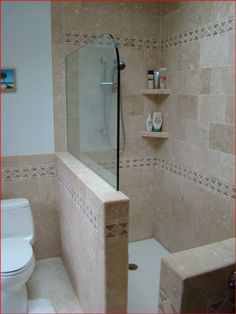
[1,68,16,93]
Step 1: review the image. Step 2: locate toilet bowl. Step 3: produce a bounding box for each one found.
[2,238,35,313]
[1,199,35,313]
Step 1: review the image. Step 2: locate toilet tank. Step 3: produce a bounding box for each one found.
[1,198,34,244]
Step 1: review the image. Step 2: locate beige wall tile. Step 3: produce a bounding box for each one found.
[187,68,211,95]
[2,154,55,167]
[54,117,67,152]
[153,169,234,253]
[163,116,186,141]
[32,201,61,260]
[178,42,200,70]
[225,96,235,125]
[122,95,144,116]
[209,123,235,154]
[167,70,187,94]
[107,273,128,312]
[185,119,209,147]
[177,95,198,119]
[200,32,233,68]
[162,2,180,16]
[210,66,235,96]
[209,1,235,22]
[198,95,225,123]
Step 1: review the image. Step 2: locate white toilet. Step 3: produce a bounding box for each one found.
[1,198,35,313]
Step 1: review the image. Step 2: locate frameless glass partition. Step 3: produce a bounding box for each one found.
[66,34,120,189]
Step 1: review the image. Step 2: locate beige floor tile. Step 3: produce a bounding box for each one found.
[27,257,83,313]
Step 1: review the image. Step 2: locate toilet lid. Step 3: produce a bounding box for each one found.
[1,238,33,273]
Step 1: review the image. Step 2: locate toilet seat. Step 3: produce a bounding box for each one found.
[1,238,34,277]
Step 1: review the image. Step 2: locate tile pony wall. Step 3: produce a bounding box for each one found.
[56,152,129,313]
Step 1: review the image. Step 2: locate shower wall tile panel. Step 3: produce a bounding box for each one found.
[52,0,235,260]
[155,0,235,250]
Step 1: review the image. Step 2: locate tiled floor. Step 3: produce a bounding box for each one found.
[128,238,169,313]
[27,257,83,313]
[27,239,168,313]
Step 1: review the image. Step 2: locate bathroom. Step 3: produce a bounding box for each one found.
[1,1,235,313]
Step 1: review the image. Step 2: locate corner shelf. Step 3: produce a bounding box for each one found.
[140,131,169,138]
[141,89,171,95]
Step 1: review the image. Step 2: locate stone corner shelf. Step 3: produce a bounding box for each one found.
[140,131,169,138]
[141,89,171,95]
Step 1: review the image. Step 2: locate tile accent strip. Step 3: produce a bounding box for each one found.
[119,157,235,200]
[3,157,233,200]
[58,170,98,231]
[161,17,235,50]
[58,169,128,237]
[2,164,56,181]
[105,223,128,238]
[64,32,160,50]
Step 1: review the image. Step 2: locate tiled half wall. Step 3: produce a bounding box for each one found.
[158,238,235,313]
[56,152,129,313]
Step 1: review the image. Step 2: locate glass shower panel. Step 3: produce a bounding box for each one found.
[66,34,120,189]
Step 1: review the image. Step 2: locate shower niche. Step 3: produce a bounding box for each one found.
[66,34,123,190]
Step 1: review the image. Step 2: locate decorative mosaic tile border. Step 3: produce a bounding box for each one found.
[119,157,235,200]
[58,170,98,231]
[2,164,56,181]
[58,169,128,237]
[105,222,128,238]
[64,17,234,51]
[161,17,235,50]
[64,32,160,50]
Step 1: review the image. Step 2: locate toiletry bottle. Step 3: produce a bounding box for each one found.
[159,67,167,89]
[146,113,153,132]
[154,70,160,89]
[147,70,154,89]
[152,112,162,132]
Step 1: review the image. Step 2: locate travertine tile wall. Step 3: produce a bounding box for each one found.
[152,1,235,252]
[2,155,61,260]
[51,1,162,241]
[158,238,235,313]
[56,152,129,313]
[51,2,235,250]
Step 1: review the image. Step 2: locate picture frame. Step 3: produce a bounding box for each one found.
[1,68,16,93]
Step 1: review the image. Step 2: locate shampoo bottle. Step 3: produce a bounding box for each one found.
[152,112,162,132]
[146,113,153,132]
